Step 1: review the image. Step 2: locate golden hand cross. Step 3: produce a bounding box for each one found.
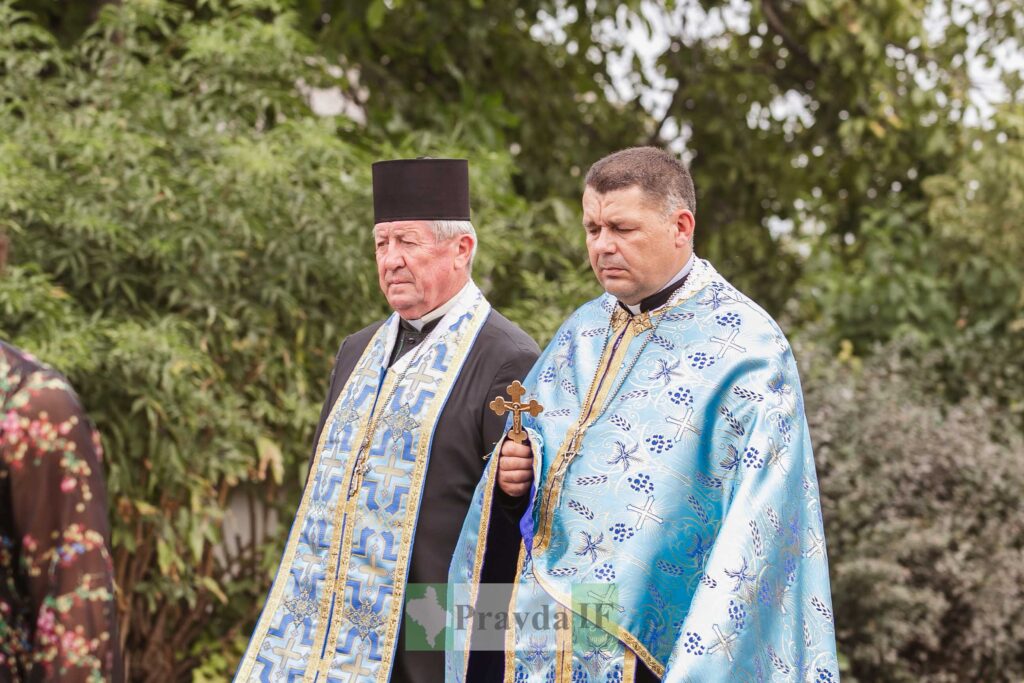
[489,380,544,443]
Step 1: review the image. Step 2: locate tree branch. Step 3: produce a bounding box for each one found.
[760,0,816,71]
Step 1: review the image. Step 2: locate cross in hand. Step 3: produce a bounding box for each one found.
[489,380,543,443]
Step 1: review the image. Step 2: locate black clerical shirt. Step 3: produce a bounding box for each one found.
[618,268,691,315]
[388,318,442,366]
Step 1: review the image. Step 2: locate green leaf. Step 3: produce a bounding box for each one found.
[366,0,386,30]
[199,576,228,604]
[256,435,284,484]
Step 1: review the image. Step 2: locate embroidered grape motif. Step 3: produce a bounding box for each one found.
[605,663,623,683]
[627,473,654,494]
[644,434,671,454]
[742,447,764,468]
[729,600,747,630]
[688,351,716,370]
[716,311,742,327]
[668,387,693,406]
[683,632,706,655]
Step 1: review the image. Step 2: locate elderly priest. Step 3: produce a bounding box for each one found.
[235,158,539,683]
[447,147,838,682]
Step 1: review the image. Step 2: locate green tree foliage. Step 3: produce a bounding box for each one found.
[807,106,1024,422]
[0,2,590,679]
[807,344,1024,682]
[16,0,656,200]
[2,0,1023,680]
[640,1,1022,315]
[307,0,654,201]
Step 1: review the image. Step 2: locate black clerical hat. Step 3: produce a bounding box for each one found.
[372,158,470,223]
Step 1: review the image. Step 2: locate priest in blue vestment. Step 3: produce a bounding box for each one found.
[447,147,838,682]
[235,158,539,683]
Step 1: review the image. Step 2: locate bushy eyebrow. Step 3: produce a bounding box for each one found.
[583,218,624,230]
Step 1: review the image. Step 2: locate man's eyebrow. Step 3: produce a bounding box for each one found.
[375,228,414,239]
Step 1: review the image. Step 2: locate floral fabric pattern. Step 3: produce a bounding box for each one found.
[0,342,120,682]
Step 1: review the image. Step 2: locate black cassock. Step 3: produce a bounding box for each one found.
[310,310,539,683]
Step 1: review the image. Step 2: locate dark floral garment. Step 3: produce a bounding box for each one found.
[0,342,120,682]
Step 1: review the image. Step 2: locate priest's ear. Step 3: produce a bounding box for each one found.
[672,208,696,248]
[453,233,476,270]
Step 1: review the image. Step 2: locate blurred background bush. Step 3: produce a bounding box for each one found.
[0,0,1021,680]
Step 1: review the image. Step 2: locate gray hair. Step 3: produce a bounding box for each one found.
[430,220,478,268]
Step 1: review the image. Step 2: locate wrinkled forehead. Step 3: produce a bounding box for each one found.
[373,220,434,239]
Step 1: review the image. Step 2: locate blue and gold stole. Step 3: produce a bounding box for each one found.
[236,284,491,683]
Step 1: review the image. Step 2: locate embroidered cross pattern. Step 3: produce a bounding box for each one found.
[374,449,407,494]
[706,624,738,662]
[335,400,361,427]
[766,437,789,472]
[356,550,389,588]
[346,599,384,640]
[353,365,380,383]
[283,579,318,621]
[710,327,747,358]
[383,403,417,437]
[586,585,626,614]
[404,366,436,394]
[666,407,701,441]
[611,308,654,334]
[339,651,374,678]
[270,635,306,673]
[489,380,544,444]
[626,495,663,529]
[806,528,827,558]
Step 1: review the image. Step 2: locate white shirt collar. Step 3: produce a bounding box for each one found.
[623,252,695,315]
[403,280,473,331]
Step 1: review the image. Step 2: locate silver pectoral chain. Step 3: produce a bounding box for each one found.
[345,329,441,500]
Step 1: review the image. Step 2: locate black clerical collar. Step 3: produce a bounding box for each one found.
[389,318,442,366]
[618,272,690,315]
[398,317,440,335]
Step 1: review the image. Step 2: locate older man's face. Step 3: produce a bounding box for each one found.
[582,185,694,305]
[374,221,470,319]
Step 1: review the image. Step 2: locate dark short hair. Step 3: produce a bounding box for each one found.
[584,146,696,215]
